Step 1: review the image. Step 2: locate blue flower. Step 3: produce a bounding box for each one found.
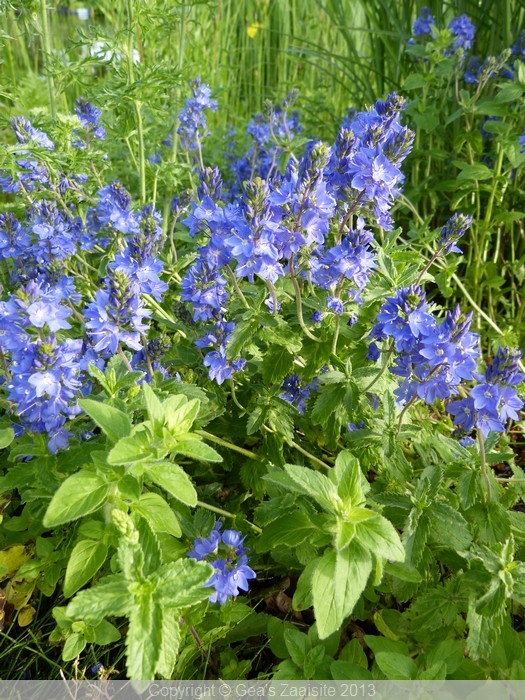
[448,15,476,52]
[413,8,435,37]
[11,117,54,150]
[187,522,256,604]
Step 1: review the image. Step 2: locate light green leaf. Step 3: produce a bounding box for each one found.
[334,451,365,506]
[62,632,87,661]
[356,515,405,562]
[153,558,213,607]
[66,575,131,624]
[165,398,200,435]
[284,464,338,513]
[339,638,368,668]
[142,382,164,429]
[292,557,319,612]
[63,540,108,598]
[312,540,371,639]
[126,586,163,680]
[0,427,14,450]
[402,73,427,90]
[335,520,356,551]
[156,608,181,678]
[374,652,417,680]
[79,399,131,443]
[43,472,109,527]
[256,511,319,552]
[93,619,121,645]
[107,432,154,465]
[429,501,472,550]
[426,639,465,675]
[173,439,222,462]
[133,493,182,538]
[145,461,197,506]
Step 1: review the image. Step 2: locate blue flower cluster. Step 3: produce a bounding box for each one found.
[448,15,476,52]
[177,78,218,151]
[0,281,84,452]
[412,7,435,38]
[73,97,106,148]
[227,92,302,193]
[371,285,480,406]
[180,93,413,384]
[187,521,256,604]
[448,348,524,437]
[280,374,320,415]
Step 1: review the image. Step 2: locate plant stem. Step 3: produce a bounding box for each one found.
[117,344,134,373]
[363,344,394,393]
[229,378,246,413]
[40,0,56,120]
[291,440,331,470]
[226,265,250,309]
[289,254,320,342]
[126,0,146,203]
[478,430,492,500]
[196,500,262,534]
[195,430,264,461]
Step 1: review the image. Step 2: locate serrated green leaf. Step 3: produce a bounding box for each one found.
[356,515,405,562]
[311,384,347,426]
[292,557,319,612]
[261,346,295,384]
[339,638,368,668]
[133,493,181,538]
[107,432,154,465]
[153,558,213,606]
[145,461,197,506]
[256,510,319,552]
[126,586,163,680]
[457,164,493,181]
[79,399,131,443]
[142,382,164,428]
[43,472,109,527]
[165,398,200,435]
[429,501,472,550]
[334,451,364,506]
[313,540,371,639]
[403,508,431,566]
[284,627,311,666]
[156,609,181,678]
[66,575,131,623]
[284,464,338,513]
[63,540,108,598]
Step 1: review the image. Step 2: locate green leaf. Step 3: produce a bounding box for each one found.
[79,399,131,443]
[364,635,409,656]
[156,608,181,678]
[403,509,431,566]
[126,586,163,680]
[173,439,222,462]
[284,627,311,666]
[334,451,364,506]
[261,346,295,384]
[374,652,417,680]
[93,619,121,645]
[494,83,525,103]
[356,515,404,561]
[284,464,338,513]
[43,472,109,527]
[142,382,164,429]
[402,73,427,90]
[312,540,371,639]
[145,461,197,506]
[136,515,162,577]
[413,112,439,132]
[311,384,347,426]
[426,639,465,675]
[429,501,472,550]
[292,557,319,612]
[62,633,87,661]
[107,432,153,465]
[154,558,214,607]
[335,520,356,551]
[164,398,200,435]
[66,575,131,624]
[133,493,181,538]
[458,471,479,510]
[63,540,108,598]
[331,661,373,680]
[456,164,493,181]
[0,427,14,450]
[339,638,369,668]
[257,510,320,552]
